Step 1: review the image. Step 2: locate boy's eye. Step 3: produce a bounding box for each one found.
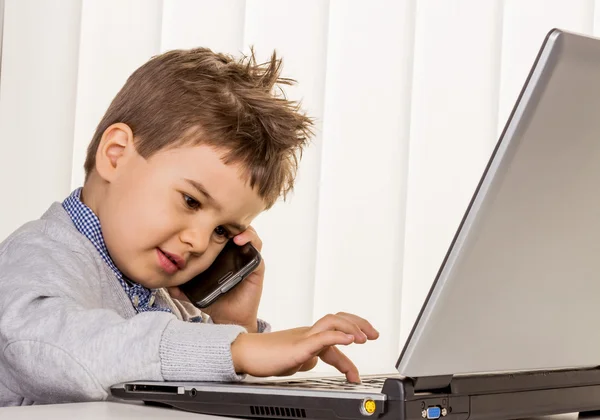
[214,226,229,237]
[183,194,201,210]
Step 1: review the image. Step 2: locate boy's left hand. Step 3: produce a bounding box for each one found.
[168,227,265,333]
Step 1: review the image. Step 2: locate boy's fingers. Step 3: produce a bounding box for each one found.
[311,314,368,344]
[300,331,354,357]
[166,286,191,303]
[334,312,379,340]
[298,356,319,372]
[233,226,263,251]
[319,345,360,384]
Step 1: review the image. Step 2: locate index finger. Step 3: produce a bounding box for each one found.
[319,345,361,384]
[297,332,361,383]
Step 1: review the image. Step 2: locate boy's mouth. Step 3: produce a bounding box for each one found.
[157,248,185,274]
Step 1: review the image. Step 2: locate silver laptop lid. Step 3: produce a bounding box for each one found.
[397,28,600,378]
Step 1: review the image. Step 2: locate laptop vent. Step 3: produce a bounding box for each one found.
[250,405,306,418]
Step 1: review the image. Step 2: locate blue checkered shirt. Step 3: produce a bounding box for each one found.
[62,188,172,314]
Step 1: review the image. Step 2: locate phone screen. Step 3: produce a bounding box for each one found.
[179,240,261,308]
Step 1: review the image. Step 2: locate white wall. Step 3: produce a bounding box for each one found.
[2,0,600,375]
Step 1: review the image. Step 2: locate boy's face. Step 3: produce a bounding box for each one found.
[87,124,266,289]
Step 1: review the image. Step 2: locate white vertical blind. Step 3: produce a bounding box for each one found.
[313,0,416,374]
[0,0,4,76]
[2,0,600,374]
[0,0,81,240]
[161,0,245,53]
[71,0,163,189]
[243,0,330,330]
[595,0,600,34]
[400,0,503,346]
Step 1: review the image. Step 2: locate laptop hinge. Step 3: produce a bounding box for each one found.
[411,375,453,393]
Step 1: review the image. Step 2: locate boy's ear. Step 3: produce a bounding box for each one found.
[95,123,135,183]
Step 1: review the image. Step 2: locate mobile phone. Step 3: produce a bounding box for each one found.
[179,240,262,308]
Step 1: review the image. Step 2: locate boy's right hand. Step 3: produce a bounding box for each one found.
[231,312,378,383]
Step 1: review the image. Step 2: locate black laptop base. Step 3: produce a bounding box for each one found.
[111,367,600,420]
[113,385,386,420]
[382,367,600,420]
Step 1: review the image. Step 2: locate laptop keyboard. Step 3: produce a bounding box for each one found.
[250,375,389,391]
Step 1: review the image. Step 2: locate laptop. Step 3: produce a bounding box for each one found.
[111,28,600,420]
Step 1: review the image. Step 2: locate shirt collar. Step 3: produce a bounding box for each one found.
[62,188,170,313]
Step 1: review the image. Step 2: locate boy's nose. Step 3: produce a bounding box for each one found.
[179,227,211,254]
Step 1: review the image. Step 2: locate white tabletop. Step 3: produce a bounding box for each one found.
[0,400,220,419]
[0,401,594,420]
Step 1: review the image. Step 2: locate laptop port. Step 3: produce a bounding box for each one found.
[360,399,377,416]
[124,384,184,395]
[426,406,442,419]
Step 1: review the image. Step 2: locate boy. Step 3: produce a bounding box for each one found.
[0,48,378,406]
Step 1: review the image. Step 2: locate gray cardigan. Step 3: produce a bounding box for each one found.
[0,203,252,406]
